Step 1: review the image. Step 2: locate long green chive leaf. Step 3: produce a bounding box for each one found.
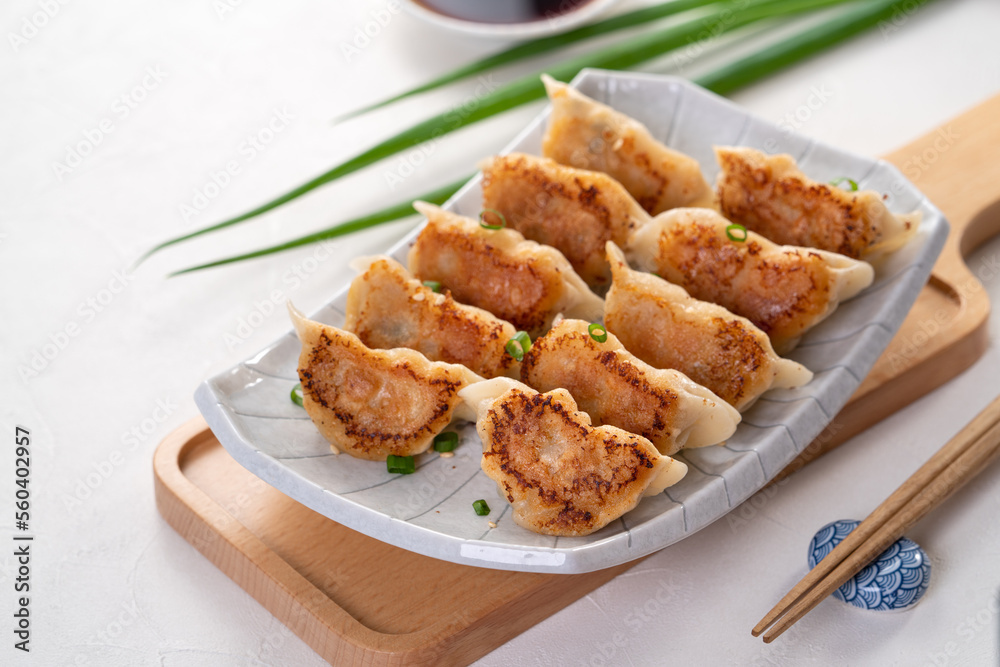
[433,432,458,453]
[168,176,468,275]
[386,454,416,474]
[695,0,933,96]
[831,177,859,191]
[726,223,748,242]
[589,323,608,343]
[334,0,720,122]
[423,280,442,293]
[150,0,852,262]
[473,499,491,516]
[290,382,304,407]
[479,209,507,230]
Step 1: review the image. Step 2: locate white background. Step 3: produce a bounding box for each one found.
[3,0,1000,664]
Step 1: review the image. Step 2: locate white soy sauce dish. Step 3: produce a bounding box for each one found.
[399,0,620,39]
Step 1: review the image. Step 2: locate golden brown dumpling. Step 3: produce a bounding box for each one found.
[627,208,873,353]
[344,256,520,379]
[605,242,812,410]
[460,377,687,537]
[290,303,480,460]
[407,201,604,338]
[520,318,740,454]
[715,146,920,259]
[479,152,649,289]
[541,75,713,215]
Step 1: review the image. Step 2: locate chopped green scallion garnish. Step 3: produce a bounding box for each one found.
[479,209,507,230]
[588,323,608,343]
[434,432,458,452]
[505,330,531,361]
[290,383,304,407]
[473,499,491,516]
[512,330,531,352]
[831,177,859,191]
[726,223,748,242]
[423,280,442,292]
[386,454,415,474]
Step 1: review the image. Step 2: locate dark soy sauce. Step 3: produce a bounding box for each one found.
[414,0,595,24]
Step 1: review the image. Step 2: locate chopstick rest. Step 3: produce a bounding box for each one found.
[807,519,931,611]
[754,393,1000,642]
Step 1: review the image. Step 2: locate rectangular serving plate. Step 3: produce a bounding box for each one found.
[195,68,949,574]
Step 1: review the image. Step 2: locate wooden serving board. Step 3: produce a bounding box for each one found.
[154,95,1000,666]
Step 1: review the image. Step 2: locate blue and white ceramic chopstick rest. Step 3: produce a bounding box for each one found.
[808,519,931,611]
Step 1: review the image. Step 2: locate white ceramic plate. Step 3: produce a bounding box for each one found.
[195,69,949,574]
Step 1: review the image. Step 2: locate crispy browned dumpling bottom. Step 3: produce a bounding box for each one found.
[462,379,686,536]
[628,208,873,353]
[345,256,520,379]
[291,305,479,460]
[480,152,647,289]
[715,146,918,260]
[408,202,603,338]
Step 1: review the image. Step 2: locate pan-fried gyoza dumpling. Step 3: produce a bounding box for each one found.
[479,152,649,289]
[345,255,520,379]
[715,147,920,260]
[540,75,713,215]
[408,201,604,338]
[520,318,740,454]
[290,303,481,460]
[627,208,874,353]
[605,243,812,410]
[460,377,687,536]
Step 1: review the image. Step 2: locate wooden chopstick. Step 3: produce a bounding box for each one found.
[754,393,1000,637]
[754,393,1000,642]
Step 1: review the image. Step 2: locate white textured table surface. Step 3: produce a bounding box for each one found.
[3,0,1000,665]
